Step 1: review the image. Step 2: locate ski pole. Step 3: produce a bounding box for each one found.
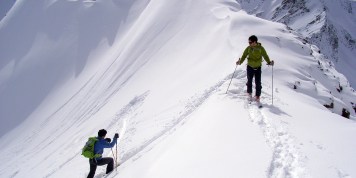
[115,142,118,171]
[272,64,274,105]
[111,148,116,168]
[226,62,239,94]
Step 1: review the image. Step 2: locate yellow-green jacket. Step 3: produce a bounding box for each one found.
[240,43,271,68]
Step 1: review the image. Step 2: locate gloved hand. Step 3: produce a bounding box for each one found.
[114,133,119,139]
[268,60,274,66]
[236,60,241,65]
[105,138,111,143]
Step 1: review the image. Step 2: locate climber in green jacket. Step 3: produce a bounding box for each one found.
[236,35,274,102]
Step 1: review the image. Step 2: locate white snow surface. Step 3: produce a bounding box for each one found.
[0,0,356,178]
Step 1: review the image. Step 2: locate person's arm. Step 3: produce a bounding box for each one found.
[101,138,117,148]
[237,47,249,65]
[103,133,119,148]
[102,137,117,148]
[261,46,272,64]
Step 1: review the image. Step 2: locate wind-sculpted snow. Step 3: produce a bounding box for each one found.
[0,0,356,178]
[0,0,15,22]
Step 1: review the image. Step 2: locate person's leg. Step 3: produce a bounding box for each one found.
[246,66,254,95]
[87,159,97,178]
[255,67,262,98]
[96,157,114,174]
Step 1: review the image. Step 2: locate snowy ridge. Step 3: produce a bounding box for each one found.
[0,0,356,178]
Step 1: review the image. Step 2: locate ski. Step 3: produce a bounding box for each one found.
[247,94,253,104]
[247,96,263,108]
[249,101,263,108]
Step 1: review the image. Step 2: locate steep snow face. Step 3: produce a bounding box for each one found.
[0,0,152,137]
[237,0,356,88]
[0,0,356,178]
[0,0,16,21]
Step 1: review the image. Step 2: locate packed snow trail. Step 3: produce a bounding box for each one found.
[247,104,308,178]
[227,68,309,178]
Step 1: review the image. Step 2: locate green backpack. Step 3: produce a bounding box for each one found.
[82,137,101,159]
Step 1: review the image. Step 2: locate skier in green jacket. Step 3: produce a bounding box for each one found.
[236,35,274,102]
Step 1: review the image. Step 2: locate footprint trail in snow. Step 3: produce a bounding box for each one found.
[226,69,309,178]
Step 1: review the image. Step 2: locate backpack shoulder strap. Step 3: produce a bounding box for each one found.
[89,137,98,142]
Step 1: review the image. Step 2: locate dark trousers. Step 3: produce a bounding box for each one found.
[87,157,114,178]
[246,65,262,96]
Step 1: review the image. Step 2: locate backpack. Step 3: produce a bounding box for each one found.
[82,137,101,159]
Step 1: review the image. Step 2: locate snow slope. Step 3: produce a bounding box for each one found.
[0,0,356,178]
[237,0,356,87]
[0,0,16,21]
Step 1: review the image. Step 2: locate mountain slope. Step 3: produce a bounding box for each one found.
[0,0,356,178]
[0,0,16,21]
[237,0,356,88]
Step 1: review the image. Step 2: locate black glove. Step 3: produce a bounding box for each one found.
[105,138,111,143]
[236,58,241,65]
[268,60,274,66]
[114,133,119,139]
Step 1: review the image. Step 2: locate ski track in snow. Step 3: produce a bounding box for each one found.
[109,67,309,178]
[105,76,230,178]
[107,68,309,178]
[227,69,309,178]
[248,104,307,178]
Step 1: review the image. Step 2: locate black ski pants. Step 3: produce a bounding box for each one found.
[246,65,262,97]
[87,157,114,178]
